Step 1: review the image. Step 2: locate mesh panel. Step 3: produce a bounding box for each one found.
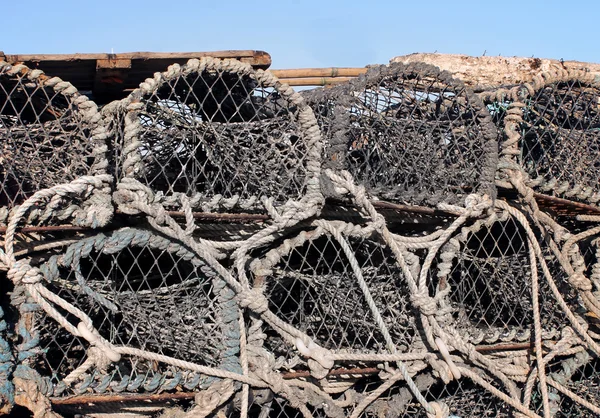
[34,228,238,395]
[303,62,499,206]
[258,231,416,356]
[446,217,574,337]
[394,378,515,418]
[0,62,104,212]
[554,357,600,417]
[114,59,320,212]
[483,77,600,206]
[522,80,600,199]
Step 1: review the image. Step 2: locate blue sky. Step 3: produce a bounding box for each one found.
[3,0,598,69]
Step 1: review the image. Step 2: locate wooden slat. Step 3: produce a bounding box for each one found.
[3,50,271,64]
[0,50,271,104]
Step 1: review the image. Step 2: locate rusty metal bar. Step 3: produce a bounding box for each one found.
[370,200,445,216]
[51,391,196,406]
[533,192,600,216]
[0,225,87,233]
[163,210,269,222]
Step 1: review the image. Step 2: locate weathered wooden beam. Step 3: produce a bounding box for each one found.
[391,53,600,90]
[0,50,272,103]
[3,50,271,66]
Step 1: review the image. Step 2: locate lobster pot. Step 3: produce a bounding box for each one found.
[32,228,239,398]
[253,228,418,359]
[445,216,575,341]
[114,58,321,213]
[523,79,600,203]
[486,77,600,206]
[303,62,499,207]
[0,61,106,213]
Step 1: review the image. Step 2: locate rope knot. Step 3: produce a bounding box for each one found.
[434,338,461,380]
[295,337,334,378]
[113,179,156,215]
[568,272,593,292]
[426,401,450,418]
[428,357,453,384]
[464,193,492,216]
[86,346,114,373]
[237,288,270,314]
[76,322,121,363]
[411,290,438,316]
[7,261,42,285]
[74,192,114,228]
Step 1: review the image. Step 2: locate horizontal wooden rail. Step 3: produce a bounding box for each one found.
[1,50,271,65]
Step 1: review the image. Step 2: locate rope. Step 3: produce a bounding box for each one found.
[525,237,550,417]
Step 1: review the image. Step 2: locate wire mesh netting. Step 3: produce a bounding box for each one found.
[113,58,320,213]
[2,56,600,418]
[445,216,576,340]
[0,61,107,220]
[255,230,418,357]
[522,80,600,202]
[34,228,240,396]
[303,62,499,206]
[550,355,600,417]
[483,75,600,206]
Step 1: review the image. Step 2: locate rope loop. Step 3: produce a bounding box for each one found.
[568,272,593,292]
[237,288,270,314]
[7,261,42,286]
[411,289,438,317]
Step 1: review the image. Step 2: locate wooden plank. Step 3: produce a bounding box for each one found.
[96,58,132,69]
[0,50,271,103]
[3,50,271,65]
